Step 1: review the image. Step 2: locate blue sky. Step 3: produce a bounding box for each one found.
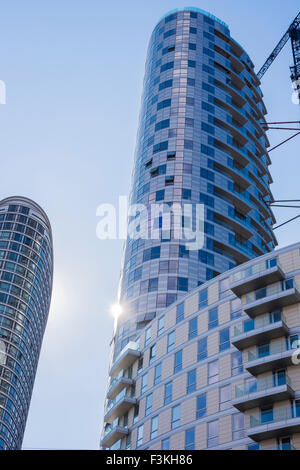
[0,0,299,449]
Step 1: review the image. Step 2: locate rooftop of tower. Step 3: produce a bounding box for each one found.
[156,6,229,29]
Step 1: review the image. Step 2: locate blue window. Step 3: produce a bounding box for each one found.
[201,144,215,157]
[204,16,214,25]
[261,406,273,424]
[189,43,196,50]
[188,60,196,68]
[162,45,175,55]
[202,101,215,114]
[165,13,177,23]
[205,222,214,235]
[167,331,175,352]
[174,350,183,373]
[143,246,161,261]
[199,250,214,266]
[188,78,195,86]
[164,29,176,38]
[148,278,158,292]
[208,308,218,329]
[179,245,189,258]
[182,188,192,200]
[189,318,198,340]
[202,64,215,75]
[178,277,188,291]
[202,122,215,135]
[199,289,208,309]
[176,303,184,323]
[154,363,162,384]
[185,428,195,450]
[203,47,215,58]
[187,369,196,394]
[198,338,207,361]
[200,193,214,208]
[155,119,170,131]
[219,328,230,351]
[161,61,174,73]
[190,11,197,18]
[145,394,152,416]
[156,190,165,201]
[159,79,173,90]
[202,82,215,94]
[164,382,172,405]
[200,168,214,182]
[153,141,168,154]
[196,393,207,418]
[190,27,197,34]
[157,99,171,110]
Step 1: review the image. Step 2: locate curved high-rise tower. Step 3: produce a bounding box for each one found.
[112,7,277,360]
[0,197,53,450]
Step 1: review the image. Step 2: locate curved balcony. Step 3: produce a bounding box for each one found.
[107,376,134,400]
[233,375,294,411]
[246,339,298,375]
[104,388,137,424]
[229,258,284,296]
[109,341,141,377]
[248,405,300,442]
[232,312,289,350]
[243,279,300,318]
[101,423,128,449]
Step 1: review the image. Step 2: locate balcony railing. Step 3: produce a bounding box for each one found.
[235,375,292,399]
[243,279,300,317]
[245,279,296,304]
[230,258,279,284]
[106,387,135,414]
[248,339,297,363]
[109,341,141,376]
[234,311,286,337]
[250,405,300,428]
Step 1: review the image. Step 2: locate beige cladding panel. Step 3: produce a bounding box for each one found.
[195,423,207,449]
[165,307,176,330]
[278,249,300,273]
[219,355,231,381]
[182,342,197,369]
[158,408,172,435]
[185,293,199,317]
[170,431,185,450]
[207,387,219,415]
[208,283,219,305]
[219,415,232,444]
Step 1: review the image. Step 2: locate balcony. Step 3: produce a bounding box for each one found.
[230,258,284,296]
[243,279,300,318]
[104,388,137,424]
[248,405,300,441]
[246,339,297,375]
[232,312,289,350]
[233,375,294,411]
[109,341,141,377]
[101,423,128,449]
[107,376,134,400]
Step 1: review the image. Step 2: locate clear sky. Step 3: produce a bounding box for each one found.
[0,0,299,450]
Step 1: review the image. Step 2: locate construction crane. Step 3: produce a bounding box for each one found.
[257,11,300,103]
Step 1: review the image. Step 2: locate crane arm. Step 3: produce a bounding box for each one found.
[257,11,300,80]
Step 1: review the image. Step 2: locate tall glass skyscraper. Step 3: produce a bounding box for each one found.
[113,7,276,358]
[0,197,53,450]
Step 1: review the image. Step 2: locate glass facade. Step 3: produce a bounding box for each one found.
[112,8,276,358]
[0,197,53,449]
